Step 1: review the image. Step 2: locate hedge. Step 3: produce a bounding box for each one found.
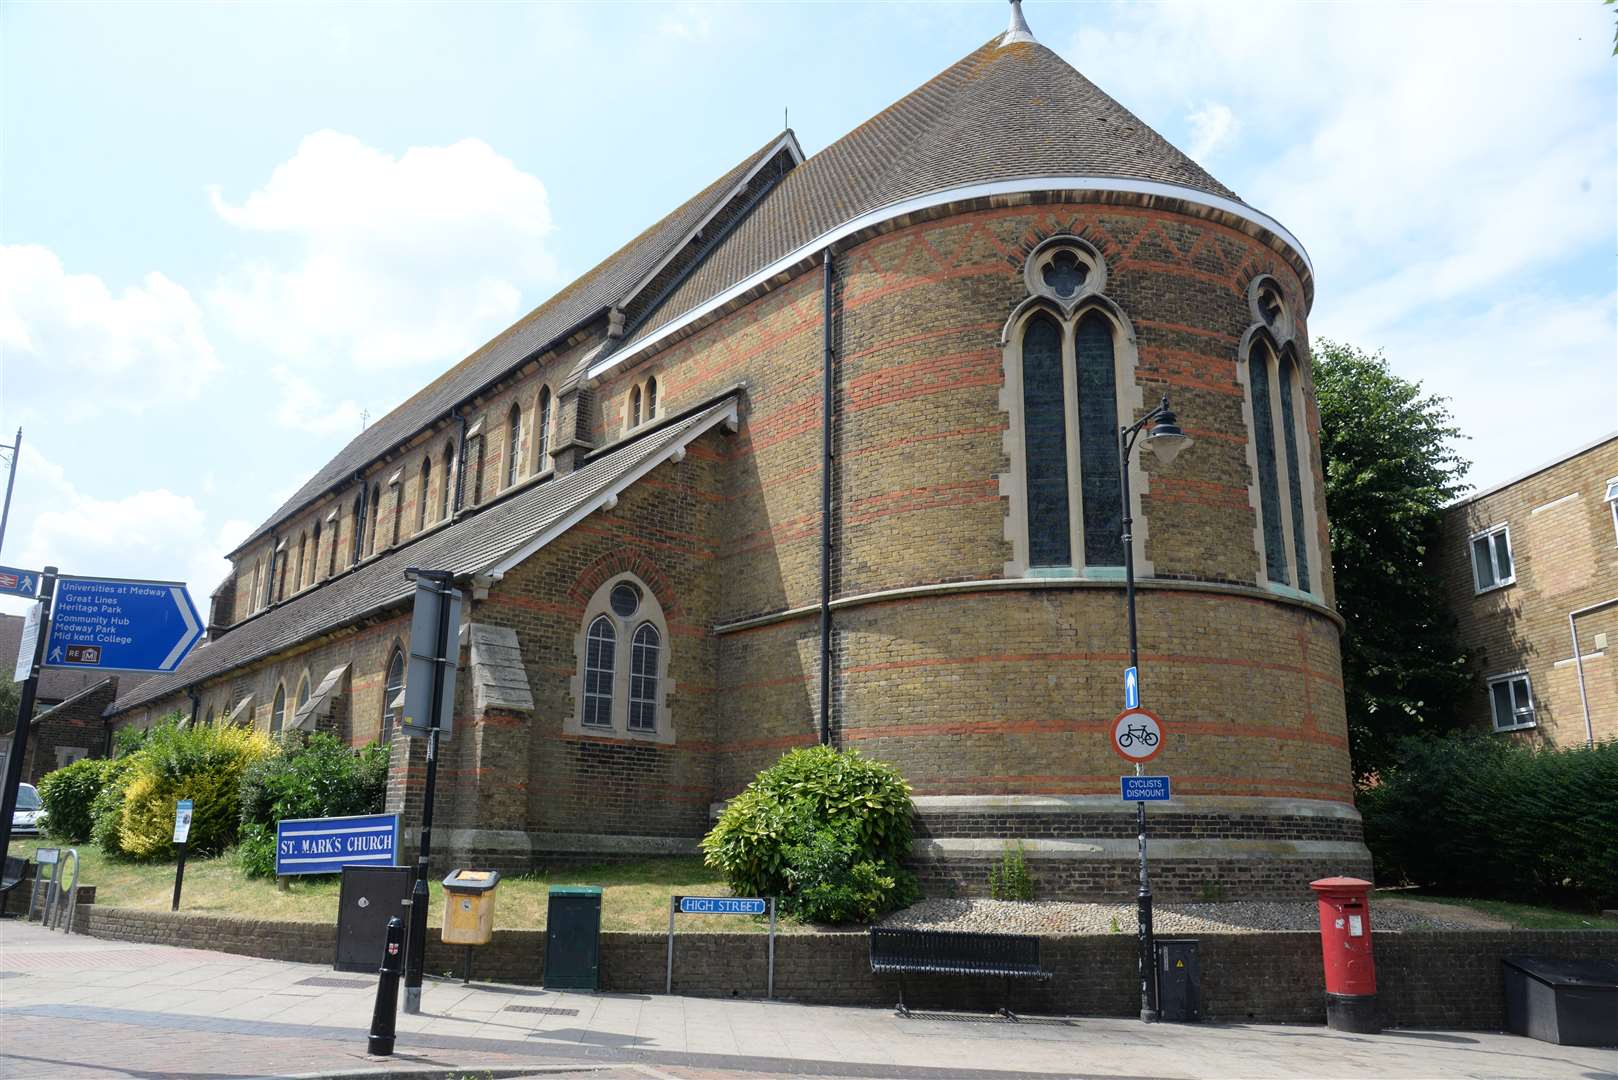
[1357,733,1618,907]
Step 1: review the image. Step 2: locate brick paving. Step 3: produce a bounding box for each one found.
[4,919,1614,1079]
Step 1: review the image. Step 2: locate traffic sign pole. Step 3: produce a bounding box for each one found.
[0,566,57,874]
[401,568,455,1015]
[1119,424,1159,1025]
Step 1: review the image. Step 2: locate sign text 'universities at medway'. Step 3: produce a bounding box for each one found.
[275,813,400,877]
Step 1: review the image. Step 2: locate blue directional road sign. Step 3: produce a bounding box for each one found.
[1124,666,1139,708]
[0,565,40,598]
[275,813,401,876]
[44,576,204,674]
[678,896,767,915]
[1122,775,1171,801]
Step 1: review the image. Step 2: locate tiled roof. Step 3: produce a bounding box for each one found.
[613,37,1237,356]
[111,396,739,716]
[232,134,791,555]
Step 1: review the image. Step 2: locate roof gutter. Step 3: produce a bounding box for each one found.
[587,175,1315,384]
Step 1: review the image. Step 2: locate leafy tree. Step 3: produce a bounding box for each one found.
[0,678,20,726]
[1314,340,1473,782]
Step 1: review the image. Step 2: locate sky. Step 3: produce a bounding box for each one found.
[1,0,1614,618]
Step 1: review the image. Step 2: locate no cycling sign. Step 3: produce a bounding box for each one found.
[1110,707,1165,765]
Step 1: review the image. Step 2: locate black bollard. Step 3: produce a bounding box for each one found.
[368,916,404,1056]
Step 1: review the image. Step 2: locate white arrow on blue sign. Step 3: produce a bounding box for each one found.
[0,565,40,598]
[44,576,204,674]
[1124,666,1139,709]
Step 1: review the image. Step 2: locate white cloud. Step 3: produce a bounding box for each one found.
[271,365,364,436]
[1185,102,1237,163]
[1065,0,1616,489]
[0,444,247,618]
[0,244,220,418]
[207,130,555,375]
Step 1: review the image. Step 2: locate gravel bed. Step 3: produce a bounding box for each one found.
[880,898,1476,934]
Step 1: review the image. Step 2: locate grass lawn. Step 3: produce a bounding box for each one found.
[11,838,810,933]
[1401,892,1618,931]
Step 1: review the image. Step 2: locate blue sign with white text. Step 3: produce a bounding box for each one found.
[45,576,204,674]
[678,896,767,915]
[1122,776,1171,801]
[0,565,40,598]
[275,813,400,876]
[1124,666,1139,708]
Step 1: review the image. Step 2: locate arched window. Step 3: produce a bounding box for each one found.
[248,561,261,615]
[1021,314,1070,568]
[505,403,523,488]
[645,377,658,421]
[296,672,311,715]
[271,684,286,735]
[389,481,402,546]
[329,516,340,578]
[630,385,642,428]
[311,522,322,585]
[295,533,308,592]
[367,484,381,555]
[583,616,616,727]
[468,436,485,505]
[276,547,290,602]
[570,574,671,739]
[1277,351,1310,586]
[1247,342,1288,586]
[382,647,405,743]
[418,457,432,531]
[440,442,456,520]
[535,388,552,473]
[351,493,365,565]
[629,623,660,731]
[1075,313,1123,567]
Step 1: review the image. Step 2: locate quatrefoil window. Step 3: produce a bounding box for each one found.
[1023,240,1105,308]
[1041,250,1088,298]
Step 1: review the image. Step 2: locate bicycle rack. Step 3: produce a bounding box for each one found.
[51,849,81,933]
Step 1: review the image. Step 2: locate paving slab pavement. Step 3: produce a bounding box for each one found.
[2,918,1613,1079]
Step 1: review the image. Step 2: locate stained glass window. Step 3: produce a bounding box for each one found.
[1277,355,1310,588]
[1022,315,1071,567]
[1076,314,1123,567]
[1249,345,1288,585]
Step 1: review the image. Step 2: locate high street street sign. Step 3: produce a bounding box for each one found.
[44,576,204,674]
[0,565,39,598]
[677,896,768,915]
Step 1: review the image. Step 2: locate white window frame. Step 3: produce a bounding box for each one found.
[1605,478,1618,546]
[1487,671,1536,732]
[55,746,89,769]
[567,572,674,744]
[1469,523,1515,594]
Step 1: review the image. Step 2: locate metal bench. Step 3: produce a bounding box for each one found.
[869,926,1050,1018]
[0,856,26,917]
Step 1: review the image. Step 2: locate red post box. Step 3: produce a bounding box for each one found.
[1309,876,1380,1033]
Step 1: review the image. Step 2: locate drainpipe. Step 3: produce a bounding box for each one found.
[819,248,835,747]
[1569,597,1617,749]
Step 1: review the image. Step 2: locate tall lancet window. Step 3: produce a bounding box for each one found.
[1248,342,1288,585]
[1076,313,1123,567]
[535,387,552,472]
[1021,314,1070,567]
[1277,351,1310,587]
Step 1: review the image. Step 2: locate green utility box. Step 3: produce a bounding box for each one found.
[543,885,603,990]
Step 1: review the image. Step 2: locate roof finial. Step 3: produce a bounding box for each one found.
[1001,0,1036,46]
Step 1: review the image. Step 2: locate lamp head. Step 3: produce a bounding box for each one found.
[1144,398,1193,465]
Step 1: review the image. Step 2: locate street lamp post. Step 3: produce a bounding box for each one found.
[1119,395,1192,1024]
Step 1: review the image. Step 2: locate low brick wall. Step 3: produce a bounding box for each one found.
[75,907,1618,1029]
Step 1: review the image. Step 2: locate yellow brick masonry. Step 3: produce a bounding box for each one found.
[1441,435,1618,746]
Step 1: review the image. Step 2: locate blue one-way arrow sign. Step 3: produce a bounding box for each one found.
[45,576,203,674]
[1124,666,1139,709]
[0,565,40,598]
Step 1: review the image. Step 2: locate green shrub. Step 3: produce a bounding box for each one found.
[987,842,1034,901]
[236,733,390,878]
[37,757,115,842]
[90,754,141,857]
[1358,733,1618,907]
[702,745,917,924]
[107,718,273,859]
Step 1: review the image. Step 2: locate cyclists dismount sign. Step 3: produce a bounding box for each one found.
[1110,707,1165,764]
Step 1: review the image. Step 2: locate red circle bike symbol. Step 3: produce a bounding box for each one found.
[1110,708,1165,764]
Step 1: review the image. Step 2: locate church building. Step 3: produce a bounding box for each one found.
[106,3,1370,897]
